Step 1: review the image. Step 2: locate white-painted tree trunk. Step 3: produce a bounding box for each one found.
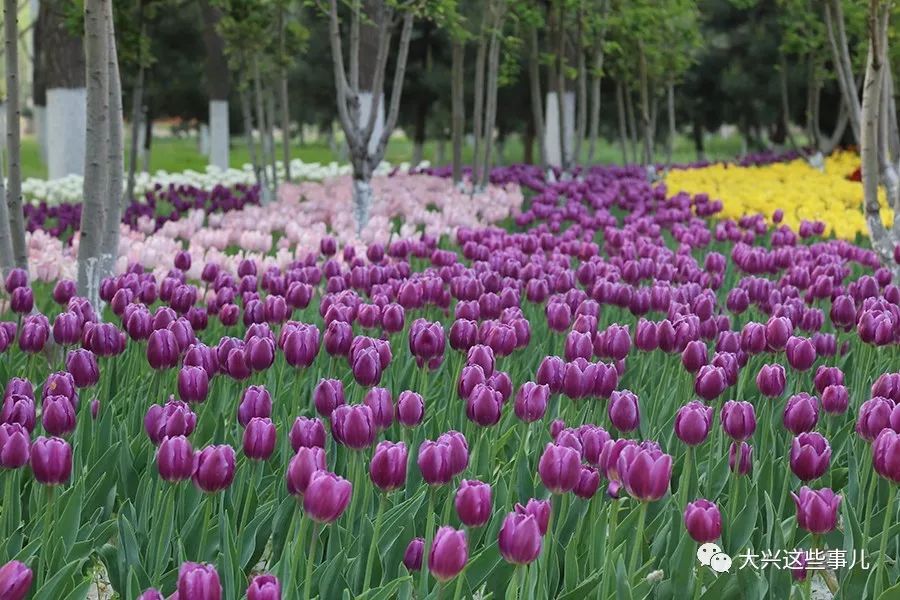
[208,100,229,169]
[34,105,47,163]
[199,123,210,156]
[544,91,575,167]
[358,91,385,157]
[352,178,373,235]
[47,87,87,178]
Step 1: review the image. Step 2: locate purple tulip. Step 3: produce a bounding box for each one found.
[53,280,76,305]
[313,379,345,418]
[53,312,83,346]
[498,512,543,564]
[0,395,35,433]
[42,371,76,403]
[137,589,165,600]
[728,441,753,475]
[872,429,900,483]
[513,499,551,535]
[289,416,326,451]
[243,417,276,461]
[0,423,30,468]
[514,382,549,422]
[813,366,844,394]
[856,397,893,441]
[573,465,601,499]
[246,574,280,600]
[42,395,76,436]
[30,436,72,485]
[720,400,756,441]
[177,365,209,404]
[765,316,792,351]
[370,441,408,491]
[466,345,495,377]
[790,432,831,481]
[683,499,721,543]
[65,349,100,389]
[428,527,468,582]
[783,393,819,435]
[466,383,503,427]
[438,430,469,476]
[786,336,817,371]
[791,486,841,534]
[756,363,786,397]
[821,384,849,415]
[177,562,222,600]
[396,391,424,427]
[616,444,672,501]
[286,447,327,496]
[694,365,728,400]
[331,404,376,449]
[156,435,195,482]
[675,400,714,446]
[303,470,352,523]
[417,439,454,486]
[145,400,197,444]
[681,340,708,373]
[10,287,34,314]
[0,560,33,600]
[193,445,236,493]
[454,479,492,527]
[403,538,424,571]
[147,329,180,369]
[538,443,581,494]
[281,324,320,368]
[608,390,640,432]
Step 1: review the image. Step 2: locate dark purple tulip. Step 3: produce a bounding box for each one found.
[873,429,900,483]
[409,319,446,367]
[289,416,326,451]
[740,322,767,354]
[466,383,503,427]
[286,447,327,495]
[791,486,841,534]
[0,560,33,600]
[439,430,469,476]
[0,423,30,468]
[324,320,353,356]
[331,404,376,449]
[156,435,195,482]
[785,336,816,371]
[765,316,792,351]
[396,391,424,427]
[721,400,756,441]
[546,301,572,332]
[282,324,320,368]
[417,439,454,485]
[244,336,275,371]
[857,397,894,441]
[382,303,405,334]
[783,393,819,435]
[564,330,593,362]
[303,470,352,523]
[813,366,844,394]
[174,250,191,271]
[144,400,197,444]
[498,512,542,564]
[177,562,222,600]
[53,312,83,346]
[238,385,272,427]
[821,384,849,415]
[42,395,76,436]
[573,465,601,499]
[683,499,721,543]
[4,378,33,401]
[454,479,492,527]
[177,365,209,404]
[30,436,72,485]
[1,394,35,433]
[728,441,753,475]
[449,319,478,352]
[403,538,424,571]
[538,443,581,493]
[536,355,565,393]
[364,387,393,431]
[147,329,180,370]
[243,417,277,461]
[756,364,786,397]
[193,445,236,493]
[370,441,408,491]
[681,340,708,373]
[428,527,468,582]
[53,279,76,305]
[247,574,280,600]
[137,588,165,600]
[351,346,383,387]
[218,303,239,326]
[608,390,640,432]
[10,287,33,314]
[65,349,99,388]
[313,379,345,418]
[694,365,728,400]
[18,316,48,354]
[790,432,831,481]
[674,400,713,446]
[616,444,672,501]
[457,364,486,400]
[514,382,549,422]
[466,345,495,377]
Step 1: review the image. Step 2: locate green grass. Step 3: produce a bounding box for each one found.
[19,130,756,180]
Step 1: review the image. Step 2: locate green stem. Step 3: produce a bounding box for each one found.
[198,493,213,561]
[39,485,55,585]
[680,446,694,509]
[419,488,437,597]
[517,564,527,600]
[290,511,309,591]
[875,485,897,598]
[363,493,389,591]
[599,500,619,600]
[450,570,465,600]
[628,502,648,581]
[303,522,319,600]
[862,463,878,541]
[692,564,705,600]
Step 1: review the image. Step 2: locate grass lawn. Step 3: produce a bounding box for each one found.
[18,130,762,180]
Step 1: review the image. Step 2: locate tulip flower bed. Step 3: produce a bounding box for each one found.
[2,163,900,600]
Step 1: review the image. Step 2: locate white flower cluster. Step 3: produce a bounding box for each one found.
[19,158,422,205]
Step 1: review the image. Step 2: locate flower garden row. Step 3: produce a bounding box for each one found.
[1,155,899,599]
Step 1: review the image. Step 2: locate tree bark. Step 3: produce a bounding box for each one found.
[451,39,464,184]
[241,85,262,189]
[554,2,567,169]
[572,10,587,168]
[778,53,798,150]
[201,0,230,170]
[528,27,546,168]
[825,0,862,144]
[266,85,279,192]
[100,1,124,279]
[33,0,47,163]
[624,83,638,163]
[616,80,629,164]
[587,1,608,164]
[637,42,653,166]
[126,0,146,202]
[471,13,488,187]
[479,2,504,190]
[252,58,272,203]
[666,80,676,165]
[79,0,111,306]
[278,2,292,182]
[3,0,27,270]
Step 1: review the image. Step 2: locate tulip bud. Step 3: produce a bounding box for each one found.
[30,436,72,485]
[417,439,453,486]
[683,499,721,543]
[289,416,326,451]
[370,441,408,492]
[42,395,76,436]
[177,365,209,404]
[785,336,817,371]
[0,423,30,468]
[177,562,222,600]
[403,538,424,571]
[720,400,756,441]
[498,512,543,565]
[873,429,900,483]
[244,417,277,461]
[438,430,469,476]
[137,589,165,600]
[608,390,640,432]
[791,486,841,534]
[728,441,753,476]
[193,445,236,492]
[756,363,786,397]
[304,470,352,522]
[694,365,728,401]
[65,349,100,389]
[156,435,194,482]
[0,560,33,600]
[428,527,468,582]
[783,393,819,435]
[674,400,713,446]
[813,366,844,394]
[396,391,424,427]
[331,405,376,450]
[147,329,180,370]
[238,385,272,427]
[574,465,601,499]
[454,479,492,527]
[681,340,708,373]
[466,383,503,427]
[364,387,393,431]
[53,312,83,346]
[538,443,581,494]
[790,432,831,481]
[10,287,34,314]
[514,382,549,422]
[616,444,673,501]
[313,379,345,418]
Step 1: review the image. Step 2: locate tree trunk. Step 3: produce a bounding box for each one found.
[572,10,587,167]
[33,0,47,164]
[616,80,629,164]
[142,107,152,173]
[637,42,653,166]
[528,27,546,168]
[278,2,292,182]
[587,43,606,164]
[524,117,535,165]
[201,0,230,170]
[479,3,504,190]
[100,2,124,279]
[822,98,849,154]
[625,83,638,163]
[692,118,705,161]
[252,59,272,203]
[412,98,427,165]
[666,80,676,165]
[778,53,798,150]
[241,86,262,189]
[451,39,464,184]
[79,0,110,307]
[825,0,862,144]
[266,86,279,192]
[554,2,567,170]
[805,57,821,149]
[126,1,146,202]
[4,0,27,270]
[471,15,488,187]
[44,0,88,179]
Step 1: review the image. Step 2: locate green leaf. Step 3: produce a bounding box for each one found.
[877,581,900,600]
[58,480,85,558]
[614,554,633,600]
[556,571,602,600]
[563,530,580,591]
[32,558,86,600]
[150,491,175,580]
[729,486,758,554]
